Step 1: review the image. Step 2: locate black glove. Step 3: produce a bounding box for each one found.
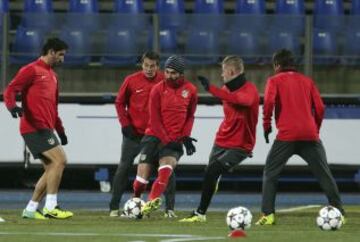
[197,75,210,91]
[122,125,135,139]
[264,127,272,144]
[183,136,197,156]
[164,142,183,153]
[58,133,68,146]
[9,106,23,118]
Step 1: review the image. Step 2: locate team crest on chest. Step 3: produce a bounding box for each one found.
[181,89,189,98]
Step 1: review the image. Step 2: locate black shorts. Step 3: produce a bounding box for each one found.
[209,145,249,171]
[138,135,183,164]
[22,129,60,159]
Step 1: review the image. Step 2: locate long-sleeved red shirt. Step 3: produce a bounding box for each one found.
[115,71,164,135]
[4,58,64,135]
[209,81,259,152]
[263,70,325,141]
[145,79,198,144]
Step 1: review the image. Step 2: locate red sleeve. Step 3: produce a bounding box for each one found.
[181,88,198,138]
[55,86,65,134]
[208,84,254,107]
[149,86,171,144]
[311,82,325,131]
[263,78,277,131]
[115,77,131,127]
[3,66,35,109]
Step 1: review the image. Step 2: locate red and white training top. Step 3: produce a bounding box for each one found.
[4,58,64,135]
[145,79,198,144]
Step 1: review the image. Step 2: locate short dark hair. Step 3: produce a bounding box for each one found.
[141,51,160,65]
[42,38,68,56]
[272,49,295,68]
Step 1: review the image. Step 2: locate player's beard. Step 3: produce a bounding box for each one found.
[166,77,184,88]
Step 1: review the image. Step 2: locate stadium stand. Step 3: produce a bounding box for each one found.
[314,0,344,32]
[0,0,8,27]
[341,29,360,65]
[0,0,8,12]
[273,0,305,34]
[21,0,54,31]
[226,30,262,64]
[11,26,45,64]
[313,28,338,65]
[114,0,144,13]
[351,0,360,14]
[59,28,92,65]
[155,0,185,30]
[66,0,99,31]
[235,0,265,14]
[101,27,141,66]
[185,28,220,65]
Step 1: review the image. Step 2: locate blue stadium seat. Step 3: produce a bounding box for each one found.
[267,31,302,63]
[313,29,338,65]
[21,0,54,31]
[149,29,178,61]
[111,0,148,29]
[59,28,91,65]
[185,28,220,65]
[155,0,185,30]
[24,0,53,12]
[275,0,304,14]
[351,0,360,14]
[66,0,99,31]
[192,0,224,30]
[226,30,262,64]
[341,30,360,65]
[101,28,141,66]
[274,0,305,33]
[11,26,45,64]
[194,0,224,13]
[233,0,266,32]
[0,0,8,26]
[115,0,143,13]
[235,0,265,14]
[69,0,98,13]
[314,0,344,31]
[0,0,9,12]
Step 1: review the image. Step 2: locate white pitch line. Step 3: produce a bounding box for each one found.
[161,237,226,242]
[0,231,225,241]
[277,205,321,213]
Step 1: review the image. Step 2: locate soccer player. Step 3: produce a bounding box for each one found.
[255,49,345,225]
[3,38,73,220]
[179,55,259,222]
[109,51,177,218]
[132,55,198,216]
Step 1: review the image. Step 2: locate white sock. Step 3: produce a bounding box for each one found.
[25,200,39,212]
[44,194,57,211]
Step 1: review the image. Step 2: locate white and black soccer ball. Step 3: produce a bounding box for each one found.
[316,206,343,231]
[226,206,252,230]
[123,197,145,219]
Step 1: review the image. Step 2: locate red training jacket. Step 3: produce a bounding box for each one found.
[263,70,325,141]
[3,58,64,135]
[115,71,164,135]
[209,82,259,152]
[145,79,198,144]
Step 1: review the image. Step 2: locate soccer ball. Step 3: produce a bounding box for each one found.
[226,206,252,230]
[123,197,145,219]
[316,206,343,231]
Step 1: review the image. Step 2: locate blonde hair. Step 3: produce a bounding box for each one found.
[222,55,244,73]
